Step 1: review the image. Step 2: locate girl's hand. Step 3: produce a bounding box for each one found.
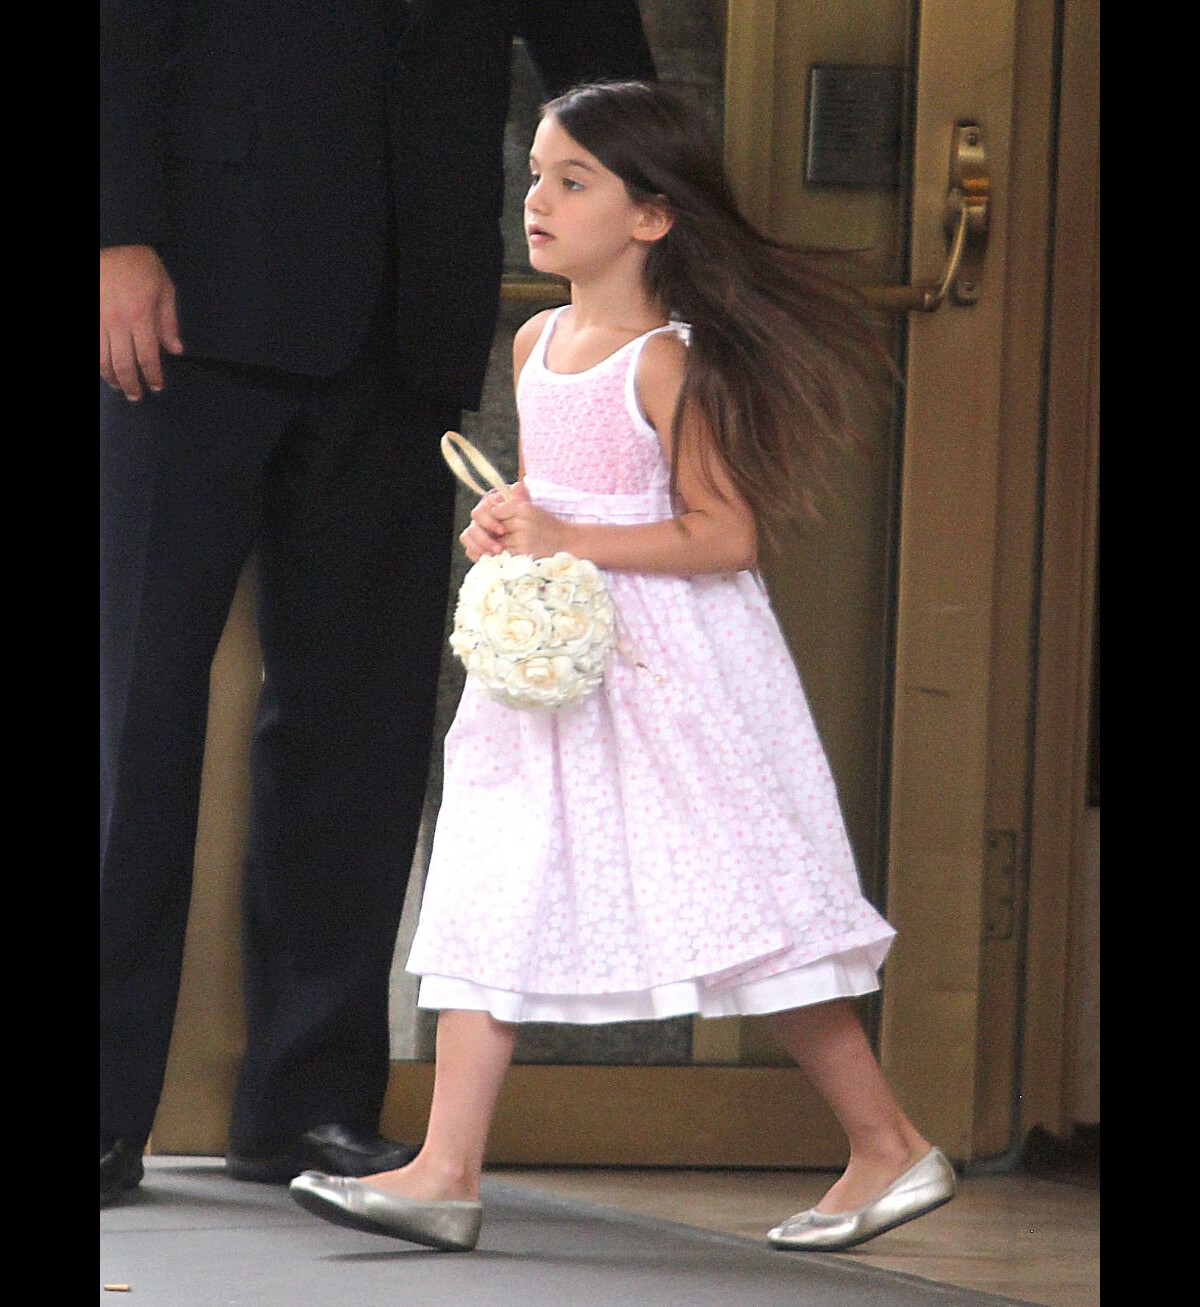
[459,488,510,562]
[491,484,572,559]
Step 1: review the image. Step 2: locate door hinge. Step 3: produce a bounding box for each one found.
[983,829,1017,940]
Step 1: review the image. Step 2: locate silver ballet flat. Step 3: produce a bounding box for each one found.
[768,1147,957,1252]
[289,1171,482,1251]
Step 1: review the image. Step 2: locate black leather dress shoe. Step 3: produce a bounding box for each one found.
[226,1123,420,1184]
[100,1138,145,1208]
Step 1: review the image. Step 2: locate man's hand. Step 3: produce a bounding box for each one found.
[100,245,184,401]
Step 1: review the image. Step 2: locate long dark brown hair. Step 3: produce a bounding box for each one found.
[542,80,892,535]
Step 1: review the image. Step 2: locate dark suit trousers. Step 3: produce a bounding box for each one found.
[100,325,458,1150]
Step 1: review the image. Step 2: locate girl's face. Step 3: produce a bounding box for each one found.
[525,114,669,283]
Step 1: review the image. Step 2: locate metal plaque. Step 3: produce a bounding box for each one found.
[805,65,904,189]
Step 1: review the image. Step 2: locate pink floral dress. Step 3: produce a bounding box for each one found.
[406,308,895,1022]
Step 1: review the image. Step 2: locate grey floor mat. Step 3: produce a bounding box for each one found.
[100,1159,1035,1306]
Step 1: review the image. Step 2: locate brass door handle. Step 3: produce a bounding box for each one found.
[862,123,990,313]
[500,276,569,303]
[501,125,990,315]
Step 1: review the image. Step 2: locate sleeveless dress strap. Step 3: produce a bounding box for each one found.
[517,306,569,404]
[624,321,691,440]
[627,320,689,367]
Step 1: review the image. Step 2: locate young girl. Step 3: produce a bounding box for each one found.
[291,80,956,1254]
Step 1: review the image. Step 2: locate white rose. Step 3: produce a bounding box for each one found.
[499,654,578,709]
[541,578,579,610]
[449,625,479,659]
[481,602,551,657]
[458,554,498,602]
[539,552,586,581]
[507,574,540,606]
[480,578,510,615]
[497,551,535,580]
[550,607,597,651]
[465,645,500,682]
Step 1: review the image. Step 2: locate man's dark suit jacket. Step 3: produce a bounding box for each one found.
[99,0,655,407]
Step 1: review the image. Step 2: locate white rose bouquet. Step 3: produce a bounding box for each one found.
[441,432,617,712]
[449,550,616,710]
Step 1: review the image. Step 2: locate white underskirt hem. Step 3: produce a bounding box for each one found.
[415,947,883,1024]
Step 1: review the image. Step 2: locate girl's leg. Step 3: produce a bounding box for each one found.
[362,1009,517,1202]
[769,998,931,1212]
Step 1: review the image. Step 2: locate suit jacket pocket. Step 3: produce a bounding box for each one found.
[167,104,253,162]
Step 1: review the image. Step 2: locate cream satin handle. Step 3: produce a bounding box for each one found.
[440,431,514,501]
